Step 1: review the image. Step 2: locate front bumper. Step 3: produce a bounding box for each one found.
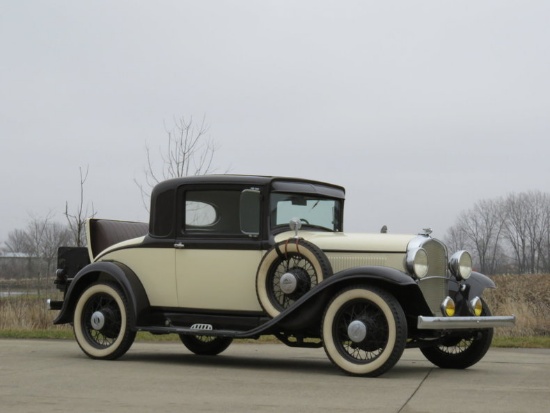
[417,315,516,330]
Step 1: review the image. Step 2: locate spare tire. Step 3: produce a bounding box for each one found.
[256,238,333,318]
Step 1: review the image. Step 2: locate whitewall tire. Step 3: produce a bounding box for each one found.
[321,286,407,377]
[73,282,136,360]
[256,239,332,318]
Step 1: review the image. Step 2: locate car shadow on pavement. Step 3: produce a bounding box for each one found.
[123,351,335,375]
[104,347,435,379]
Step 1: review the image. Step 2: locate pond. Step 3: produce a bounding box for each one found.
[0,291,26,298]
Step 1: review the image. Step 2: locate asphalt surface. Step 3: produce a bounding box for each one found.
[0,339,548,413]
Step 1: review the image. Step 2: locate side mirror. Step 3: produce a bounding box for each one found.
[240,189,261,236]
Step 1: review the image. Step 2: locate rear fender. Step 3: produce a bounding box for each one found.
[53,261,150,327]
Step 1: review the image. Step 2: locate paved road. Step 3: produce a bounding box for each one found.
[1,339,548,413]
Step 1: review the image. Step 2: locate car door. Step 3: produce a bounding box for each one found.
[175,187,265,312]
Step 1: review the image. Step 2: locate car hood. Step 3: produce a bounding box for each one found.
[274,231,416,253]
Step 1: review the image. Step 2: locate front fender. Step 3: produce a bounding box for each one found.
[272,266,430,331]
[447,271,496,317]
[465,271,496,297]
[53,261,150,327]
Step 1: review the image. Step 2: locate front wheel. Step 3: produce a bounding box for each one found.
[420,301,494,369]
[73,282,136,360]
[179,335,233,356]
[321,286,407,377]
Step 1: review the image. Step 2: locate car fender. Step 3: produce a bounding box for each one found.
[464,271,496,298]
[271,266,430,331]
[53,261,150,327]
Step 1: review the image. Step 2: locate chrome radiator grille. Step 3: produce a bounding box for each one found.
[417,238,448,316]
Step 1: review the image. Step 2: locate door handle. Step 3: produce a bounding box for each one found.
[174,243,185,249]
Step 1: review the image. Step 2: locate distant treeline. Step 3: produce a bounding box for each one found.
[445,191,550,275]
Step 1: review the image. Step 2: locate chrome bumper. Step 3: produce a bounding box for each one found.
[417,315,516,330]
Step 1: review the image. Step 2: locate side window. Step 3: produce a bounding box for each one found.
[186,201,217,227]
[240,189,261,236]
[183,190,243,236]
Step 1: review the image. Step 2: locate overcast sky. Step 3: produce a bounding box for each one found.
[1,1,549,247]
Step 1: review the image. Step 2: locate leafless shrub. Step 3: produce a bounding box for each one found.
[485,274,550,337]
[0,293,63,330]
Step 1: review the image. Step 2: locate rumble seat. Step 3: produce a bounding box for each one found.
[88,219,148,259]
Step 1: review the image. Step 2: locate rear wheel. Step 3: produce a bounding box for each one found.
[420,301,494,369]
[73,282,136,360]
[179,335,233,356]
[321,286,407,377]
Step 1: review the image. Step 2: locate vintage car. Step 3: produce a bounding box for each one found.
[49,175,515,377]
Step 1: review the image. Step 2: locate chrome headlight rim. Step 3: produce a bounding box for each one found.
[405,247,429,279]
[448,250,472,280]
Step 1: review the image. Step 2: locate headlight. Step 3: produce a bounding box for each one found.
[405,248,429,279]
[448,250,472,280]
[441,296,456,317]
[469,296,483,316]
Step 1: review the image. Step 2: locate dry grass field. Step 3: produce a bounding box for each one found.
[0,290,65,331]
[485,274,550,337]
[1,275,548,343]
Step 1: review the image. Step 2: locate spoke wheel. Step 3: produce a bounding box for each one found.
[73,282,135,360]
[268,254,316,307]
[179,335,233,356]
[256,239,332,317]
[420,300,494,369]
[322,286,407,377]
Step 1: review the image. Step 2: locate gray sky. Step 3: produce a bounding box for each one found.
[1,1,549,247]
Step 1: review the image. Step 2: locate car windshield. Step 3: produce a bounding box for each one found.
[270,193,341,232]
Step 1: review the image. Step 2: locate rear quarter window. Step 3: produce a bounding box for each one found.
[150,189,175,237]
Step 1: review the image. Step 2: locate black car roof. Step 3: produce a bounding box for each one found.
[151,174,345,199]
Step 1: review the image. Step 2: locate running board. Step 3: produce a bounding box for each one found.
[136,325,261,339]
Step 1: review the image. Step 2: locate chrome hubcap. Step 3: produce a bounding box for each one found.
[280,272,298,294]
[91,311,105,330]
[347,320,367,343]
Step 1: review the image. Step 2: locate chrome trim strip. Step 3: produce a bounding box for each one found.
[417,315,516,330]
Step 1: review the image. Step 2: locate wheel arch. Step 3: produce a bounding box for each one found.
[273,266,430,332]
[53,261,150,327]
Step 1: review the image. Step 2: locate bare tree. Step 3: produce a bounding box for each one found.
[504,191,550,274]
[447,191,550,275]
[466,199,506,275]
[445,198,506,274]
[540,204,550,273]
[445,223,473,255]
[64,166,97,247]
[135,116,219,210]
[3,229,30,256]
[1,231,33,285]
[4,214,72,295]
